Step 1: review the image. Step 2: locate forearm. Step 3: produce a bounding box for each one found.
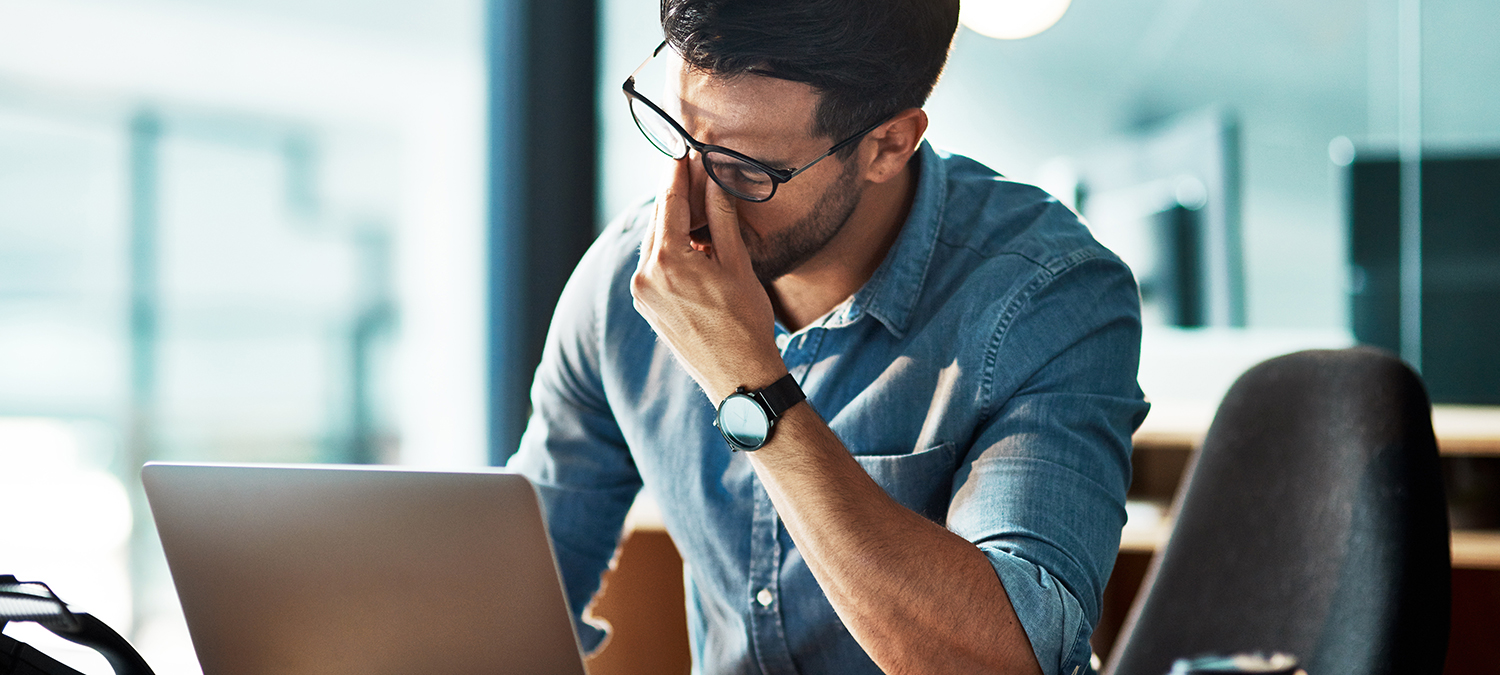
[748,403,1043,675]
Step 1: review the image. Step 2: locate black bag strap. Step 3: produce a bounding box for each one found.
[1,576,155,675]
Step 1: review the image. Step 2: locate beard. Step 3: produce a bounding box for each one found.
[740,157,864,283]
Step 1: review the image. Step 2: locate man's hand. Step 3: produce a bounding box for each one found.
[630,158,787,401]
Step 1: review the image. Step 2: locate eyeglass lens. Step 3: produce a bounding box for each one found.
[703,152,774,201]
[628,96,777,202]
[629,97,688,159]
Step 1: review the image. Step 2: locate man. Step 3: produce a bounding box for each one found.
[508,1,1148,673]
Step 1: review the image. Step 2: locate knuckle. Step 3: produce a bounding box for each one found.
[655,251,673,267]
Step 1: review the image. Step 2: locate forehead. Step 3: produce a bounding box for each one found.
[663,51,823,148]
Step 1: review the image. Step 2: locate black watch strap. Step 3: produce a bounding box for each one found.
[756,373,805,419]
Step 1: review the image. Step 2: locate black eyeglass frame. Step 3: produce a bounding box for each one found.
[622,41,887,203]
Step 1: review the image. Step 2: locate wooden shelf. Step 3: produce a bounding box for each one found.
[1131,399,1217,453]
[1119,522,1170,554]
[1120,517,1500,570]
[1133,401,1500,457]
[1451,530,1500,570]
[1432,406,1500,457]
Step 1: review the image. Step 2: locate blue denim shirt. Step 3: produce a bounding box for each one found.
[509,142,1149,675]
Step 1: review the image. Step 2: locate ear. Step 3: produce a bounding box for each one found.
[859,108,928,184]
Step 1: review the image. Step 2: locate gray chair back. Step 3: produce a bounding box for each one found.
[1105,347,1450,675]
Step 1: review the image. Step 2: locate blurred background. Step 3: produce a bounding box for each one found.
[1,0,1496,673]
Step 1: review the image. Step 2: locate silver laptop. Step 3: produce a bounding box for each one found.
[142,462,588,675]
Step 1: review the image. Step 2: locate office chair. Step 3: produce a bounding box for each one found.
[1104,347,1451,675]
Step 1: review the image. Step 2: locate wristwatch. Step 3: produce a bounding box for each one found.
[714,372,806,451]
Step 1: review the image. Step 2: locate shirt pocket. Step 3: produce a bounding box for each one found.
[850,442,958,522]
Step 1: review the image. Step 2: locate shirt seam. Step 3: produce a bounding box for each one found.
[979,248,1109,411]
[933,238,1049,268]
[980,263,1050,411]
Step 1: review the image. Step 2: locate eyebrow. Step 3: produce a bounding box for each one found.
[706,135,798,172]
[718,132,807,170]
[759,157,797,171]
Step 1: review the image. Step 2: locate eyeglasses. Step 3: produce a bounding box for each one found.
[622,41,885,203]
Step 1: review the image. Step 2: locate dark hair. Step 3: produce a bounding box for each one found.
[661,0,959,155]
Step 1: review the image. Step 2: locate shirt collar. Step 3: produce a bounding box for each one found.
[820,140,945,340]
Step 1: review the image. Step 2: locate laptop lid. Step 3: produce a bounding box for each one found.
[142,462,587,675]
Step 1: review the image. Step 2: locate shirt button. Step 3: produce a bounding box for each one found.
[756,588,774,608]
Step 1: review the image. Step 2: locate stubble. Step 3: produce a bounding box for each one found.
[742,157,864,283]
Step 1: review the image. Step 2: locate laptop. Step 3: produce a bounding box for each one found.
[141,462,588,675]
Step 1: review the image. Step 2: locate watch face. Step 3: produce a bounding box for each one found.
[717,394,770,449]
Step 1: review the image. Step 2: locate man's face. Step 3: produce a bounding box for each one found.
[662,54,866,282]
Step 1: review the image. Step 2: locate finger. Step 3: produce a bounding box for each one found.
[640,158,694,273]
[702,176,752,272]
[656,157,695,253]
[637,195,662,274]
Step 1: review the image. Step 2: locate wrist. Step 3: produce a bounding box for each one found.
[713,372,806,452]
[708,354,788,402]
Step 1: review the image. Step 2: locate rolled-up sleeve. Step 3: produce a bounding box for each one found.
[947,253,1149,675]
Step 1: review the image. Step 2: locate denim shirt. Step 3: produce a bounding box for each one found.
[509,142,1149,675]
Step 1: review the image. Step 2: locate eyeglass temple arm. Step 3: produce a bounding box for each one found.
[776,117,890,182]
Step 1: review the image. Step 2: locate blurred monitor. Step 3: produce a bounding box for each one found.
[1071,110,1246,328]
[1348,153,1500,405]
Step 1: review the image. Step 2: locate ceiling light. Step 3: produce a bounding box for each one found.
[960,0,1074,40]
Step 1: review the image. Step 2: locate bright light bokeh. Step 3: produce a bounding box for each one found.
[959,0,1073,40]
[0,418,131,675]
